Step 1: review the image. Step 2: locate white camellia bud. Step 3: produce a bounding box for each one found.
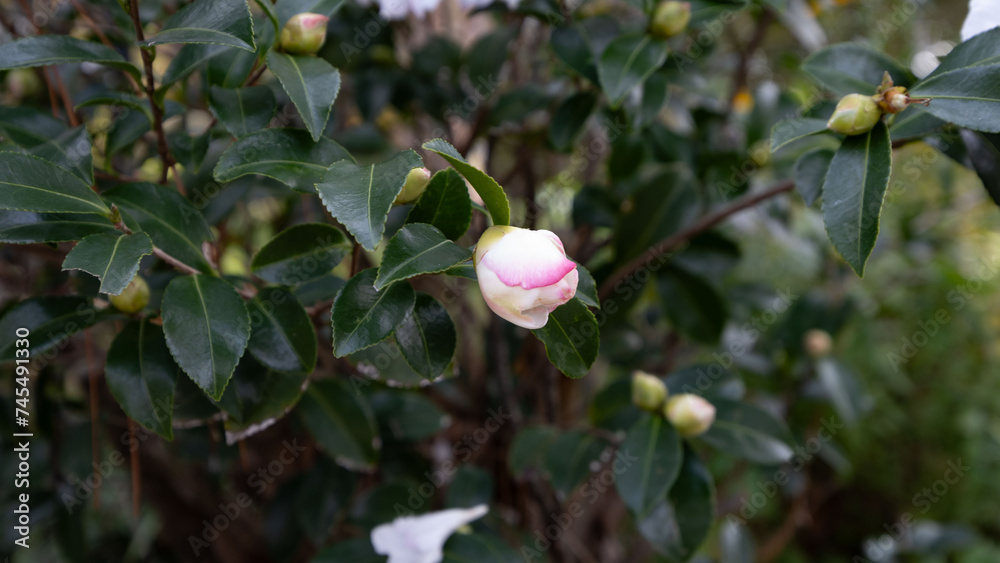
[632,371,668,412]
[371,504,488,563]
[474,226,579,329]
[279,13,330,55]
[664,394,716,437]
[394,167,432,204]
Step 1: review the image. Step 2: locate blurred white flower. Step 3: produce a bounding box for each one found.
[371,504,489,563]
[961,0,1000,42]
[358,0,519,20]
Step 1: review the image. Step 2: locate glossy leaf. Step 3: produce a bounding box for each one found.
[28,125,93,184]
[404,169,473,241]
[370,389,448,442]
[616,413,682,516]
[140,0,256,51]
[794,148,834,206]
[247,287,317,374]
[161,44,228,89]
[267,51,341,141]
[298,379,379,470]
[597,32,669,108]
[509,425,560,477]
[614,168,698,262]
[531,298,599,379]
[394,293,457,380]
[62,232,153,296]
[330,268,416,357]
[822,121,892,275]
[962,130,1000,206]
[637,446,716,562]
[162,275,251,400]
[0,35,140,80]
[316,150,423,251]
[0,297,110,362]
[550,91,598,151]
[0,106,67,147]
[816,357,868,425]
[251,223,351,285]
[422,139,510,226]
[802,43,913,96]
[0,152,109,216]
[443,533,521,563]
[657,266,728,344]
[909,64,1000,133]
[927,27,1000,78]
[214,128,352,192]
[699,399,795,465]
[209,85,277,138]
[105,320,179,440]
[375,224,472,290]
[543,430,606,497]
[0,211,117,244]
[770,118,830,152]
[888,105,946,140]
[550,25,599,84]
[220,355,310,443]
[575,263,600,308]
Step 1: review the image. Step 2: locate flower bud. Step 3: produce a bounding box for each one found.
[664,394,716,437]
[631,371,668,412]
[394,167,432,205]
[110,275,150,314]
[279,13,329,56]
[474,226,578,329]
[650,1,691,38]
[803,329,833,358]
[827,93,882,135]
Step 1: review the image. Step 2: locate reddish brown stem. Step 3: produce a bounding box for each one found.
[84,329,101,509]
[128,0,174,185]
[128,418,141,518]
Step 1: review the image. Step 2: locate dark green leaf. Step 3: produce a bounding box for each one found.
[422,138,510,226]
[331,268,415,357]
[28,125,93,184]
[375,224,472,290]
[770,118,830,152]
[162,275,251,400]
[962,130,1000,206]
[0,297,111,362]
[167,131,210,172]
[76,92,150,119]
[206,45,257,87]
[105,320,179,440]
[802,43,913,96]
[888,105,946,140]
[267,51,341,141]
[0,35,140,80]
[657,266,728,344]
[251,223,351,285]
[615,168,698,262]
[550,25,599,84]
[404,168,473,241]
[794,148,834,206]
[509,425,560,477]
[531,298,599,379]
[597,32,669,108]
[550,91,598,151]
[62,232,153,295]
[247,287,317,374]
[575,263,600,308]
[316,150,423,250]
[299,379,379,470]
[0,106,67,147]
[394,293,456,380]
[821,121,892,275]
[543,430,606,497]
[816,357,868,425]
[312,539,386,563]
[909,64,1000,133]
[637,446,716,562]
[370,389,447,442]
[0,211,116,244]
[214,128,352,192]
[209,85,277,138]
[445,466,494,509]
[140,0,256,51]
[700,399,795,465]
[161,43,228,89]
[927,27,1000,78]
[616,413,682,516]
[105,101,184,156]
[443,533,520,563]
[466,26,516,85]
[0,152,109,215]
[220,356,310,443]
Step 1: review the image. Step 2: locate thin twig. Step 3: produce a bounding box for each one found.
[84,329,101,509]
[128,417,141,518]
[50,68,79,126]
[153,247,201,275]
[68,0,143,94]
[729,7,775,112]
[128,0,174,185]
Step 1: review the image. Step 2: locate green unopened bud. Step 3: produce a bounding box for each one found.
[631,371,668,412]
[394,167,432,204]
[664,394,716,437]
[650,1,691,38]
[110,275,150,314]
[803,329,833,358]
[827,93,882,136]
[279,13,329,55]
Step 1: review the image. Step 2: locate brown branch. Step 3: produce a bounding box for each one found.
[598,179,795,301]
[128,417,141,518]
[50,68,79,126]
[153,247,201,275]
[246,63,268,86]
[729,7,775,111]
[128,0,175,184]
[84,329,101,509]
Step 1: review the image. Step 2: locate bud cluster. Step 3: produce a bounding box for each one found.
[827,72,931,136]
[630,370,716,437]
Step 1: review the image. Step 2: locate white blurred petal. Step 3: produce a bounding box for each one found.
[961,0,1000,42]
[371,505,489,563]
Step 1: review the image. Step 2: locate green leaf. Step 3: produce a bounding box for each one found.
[316,150,423,251]
[253,0,280,33]
[160,44,228,90]
[816,357,868,425]
[220,358,309,443]
[637,446,716,562]
[209,85,277,138]
[543,430,606,497]
[0,35,141,80]
[531,298,599,379]
[62,232,153,296]
[597,32,669,108]
[330,268,415,357]
[802,43,913,96]
[770,118,830,152]
[699,399,795,465]
[298,379,379,470]
[444,466,494,509]
[370,389,448,442]
[267,51,341,141]
[214,128,352,192]
[909,64,1000,133]
[140,0,256,51]
[575,263,600,308]
[615,168,698,262]
[0,152,109,215]
[28,125,93,184]
[550,91,598,151]
[0,211,117,244]
[76,92,151,120]
[550,25,599,84]
[0,297,111,362]
[509,425,560,477]
[443,533,521,563]
[963,130,1000,206]
[821,121,892,275]
[0,106,67,147]
[616,413,682,516]
[105,320,179,440]
[404,169,473,241]
[275,0,346,25]
[246,287,317,374]
[422,139,511,226]
[794,148,834,206]
[375,224,472,290]
[206,45,257,87]
[162,275,251,400]
[103,182,214,274]
[394,293,457,380]
[656,266,728,344]
[251,223,351,285]
[105,101,184,156]
[888,105,946,140]
[927,27,1000,78]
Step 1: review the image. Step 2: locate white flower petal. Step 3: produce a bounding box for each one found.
[371,505,489,563]
[961,0,1000,42]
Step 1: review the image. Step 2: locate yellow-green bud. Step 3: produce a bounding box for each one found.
[279,13,329,56]
[631,371,668,412]
[664,394,716,437]
[110,275,150,314]
[803,329,833,358]
[650,1,692,38]
[394,167,432,204]
[827,93,882,136]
